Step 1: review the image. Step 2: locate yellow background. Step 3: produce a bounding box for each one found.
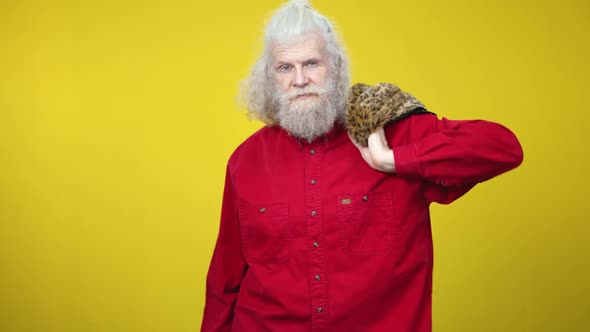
[1,0,588,331]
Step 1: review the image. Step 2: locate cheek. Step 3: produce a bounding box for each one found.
[273,75,291,92]
[311,68,329,85]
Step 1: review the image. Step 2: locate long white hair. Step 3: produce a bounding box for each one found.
[238,0,350,125]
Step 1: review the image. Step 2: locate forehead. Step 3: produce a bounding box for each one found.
[271,33,327,64]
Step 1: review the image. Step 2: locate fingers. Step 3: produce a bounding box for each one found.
[366,127,387,147]
[357,142,374,167]
[348,129,394,172]
[347,132,375,168]
[367,129,389,156]
[367,133,384,169]
[366,128,394,172]
[360,147,375,168]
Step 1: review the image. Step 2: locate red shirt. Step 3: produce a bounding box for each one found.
[201,113,523,332]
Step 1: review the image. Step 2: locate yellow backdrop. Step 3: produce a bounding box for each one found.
[1,0,588,331]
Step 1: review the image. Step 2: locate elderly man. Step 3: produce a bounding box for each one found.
[201,1,523,331]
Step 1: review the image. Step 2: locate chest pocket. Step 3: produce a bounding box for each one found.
[337,191,397,253]
[238,201,290,264]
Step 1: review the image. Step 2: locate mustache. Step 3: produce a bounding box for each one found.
[279,85,329,102]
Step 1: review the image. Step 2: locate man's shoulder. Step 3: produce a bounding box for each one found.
[227,125,282,166]
[234,125,279,152]
[384,112,438,135]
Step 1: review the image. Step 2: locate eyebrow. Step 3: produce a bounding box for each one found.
[275,57,322,66]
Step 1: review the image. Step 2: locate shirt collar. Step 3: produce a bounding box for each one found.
[279,122,346,151]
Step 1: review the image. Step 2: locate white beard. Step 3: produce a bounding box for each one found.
[274,77,343,143]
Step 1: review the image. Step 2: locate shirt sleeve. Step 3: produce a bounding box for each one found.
[391,114,524,204]
[201,165,247,332]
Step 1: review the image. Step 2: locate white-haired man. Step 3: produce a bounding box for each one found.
[201,1,523,331]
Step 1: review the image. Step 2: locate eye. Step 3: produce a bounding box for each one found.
[277,64,292,73]
[306,60,319,67]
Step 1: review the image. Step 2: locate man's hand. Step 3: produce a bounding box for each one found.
[349,127,396,173]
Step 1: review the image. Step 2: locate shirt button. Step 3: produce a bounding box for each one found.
[315,274,320,280]
[362,196,368,202]
[311,179,316,185]
[317,307,323,313]
[325,137,329,142]
[439,180,446,185]
[311,211,317,217]
[260,207,266,213]
[313,242,319,248]
[310,149,316,155]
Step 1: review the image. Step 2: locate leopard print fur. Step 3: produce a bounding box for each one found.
[345,82,427,146]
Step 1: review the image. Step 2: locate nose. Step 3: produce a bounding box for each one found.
[293,66,309,88]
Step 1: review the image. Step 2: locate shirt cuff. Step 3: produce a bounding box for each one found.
[392,144,420,177]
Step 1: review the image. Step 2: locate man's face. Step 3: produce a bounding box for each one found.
[269,32,341,142]
[271,32,330,101]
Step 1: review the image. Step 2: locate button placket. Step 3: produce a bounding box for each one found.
[304,146,328,329]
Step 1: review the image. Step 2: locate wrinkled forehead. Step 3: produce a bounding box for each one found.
[270,32,328,64]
